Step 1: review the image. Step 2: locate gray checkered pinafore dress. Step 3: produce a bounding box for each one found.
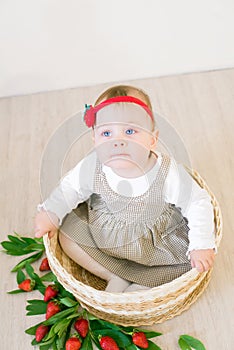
[60,154,191,287]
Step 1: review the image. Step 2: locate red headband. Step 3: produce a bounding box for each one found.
[83,96,154,128]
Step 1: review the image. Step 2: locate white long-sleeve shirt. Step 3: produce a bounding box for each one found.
[38,151,216,253]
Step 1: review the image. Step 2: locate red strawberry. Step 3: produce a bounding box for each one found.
[132,332,149,349]
[35,324,50,342]
[44,285,59,302]
[99,336,120,350]
[46,301,61,319]
[74,318,89,338]
[65,337,81,350]
[39,257,51,271]
[18,279,35,292]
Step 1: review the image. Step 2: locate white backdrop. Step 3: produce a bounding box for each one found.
[0,0,234,97]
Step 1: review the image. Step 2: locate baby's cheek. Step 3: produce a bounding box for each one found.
[95,144,110,162]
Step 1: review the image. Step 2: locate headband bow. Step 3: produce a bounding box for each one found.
[83,96,154,128]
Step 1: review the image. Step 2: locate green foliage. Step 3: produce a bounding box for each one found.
[26,300,48,316]
[17,269,26,284]
[3,233,207,350]
[80,333,92,349]
[178,335,206,350]
[12,251,44,272]
[1,233,45,271]
[40,272,57,283]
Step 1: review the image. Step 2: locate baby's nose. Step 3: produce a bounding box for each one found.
[113,139,127,147]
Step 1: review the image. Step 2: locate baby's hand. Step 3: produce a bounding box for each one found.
[34,210,59,239]
[189,249,215,273]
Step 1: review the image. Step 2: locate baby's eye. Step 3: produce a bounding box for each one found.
[125,128,136,135]
[102,130,112,137]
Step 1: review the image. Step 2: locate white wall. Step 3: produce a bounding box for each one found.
[0,0,234,98]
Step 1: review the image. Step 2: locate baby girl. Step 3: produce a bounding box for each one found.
[34,85,216,292]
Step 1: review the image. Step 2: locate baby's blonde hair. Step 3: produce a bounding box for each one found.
[94,85,155,130]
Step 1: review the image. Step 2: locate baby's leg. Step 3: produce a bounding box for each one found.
[59,232,130,292]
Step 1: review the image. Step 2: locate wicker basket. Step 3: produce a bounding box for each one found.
[43,169,222,326]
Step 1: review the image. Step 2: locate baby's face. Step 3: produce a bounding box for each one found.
[93,103,157,177]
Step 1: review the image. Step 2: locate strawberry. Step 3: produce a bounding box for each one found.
[35,324,50,342]
[44,285,59,302]
[99,336,120,350]
[74,318,89,338]
[132,332,149,349]
[39,257,51,271]
[45,301,61,319]
[65,337,81,350]
[18,279,35,292]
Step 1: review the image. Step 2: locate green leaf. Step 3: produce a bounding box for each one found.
[86,312,98,320]
[67,312,82,320]
[26,299,47,315]
[1,241,29,255]
[43,320,71,348]
[27,299,47,306]
[145,331,162,339]
[7,289,26,294]
[1,234,45,256]
[54,318,72,338]
[55,282,76,300]
[24,262,46,293]
[179,337,192,350]
[25,322,43,335]
[52,342,58,350]
[21,236,45,249]
[16,269,26,284]
[56,335,66,350]
[56,320,73,349]
[119,326,134,333]
[179,335,206,350]
[40,272,57,282]
[132,328,162,339]
[12,251,44,272]
[25,262,36,278]
[21,236,41,244]
[24,243,45,251]
[39,344,52,350]
[43,306,78,326]
[36,284,46,295]
[147,340,162,350]
[92,329,131,348]
[33,273,46,287]
[8,235,27,245]
[12,234,44,249]
[31,338,39,346]
[81,333,93,350]
[53,319,68,334]
[90,319,122,332]
[125,345,140,350]
[59,297,78,308]
[32,335,56,347]
[43,323,56,341]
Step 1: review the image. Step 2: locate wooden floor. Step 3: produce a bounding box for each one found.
[0,68,233,349]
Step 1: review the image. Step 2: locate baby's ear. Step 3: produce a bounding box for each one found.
[150,129,159,150]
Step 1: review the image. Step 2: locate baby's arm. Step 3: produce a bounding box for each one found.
[34,182,79,239]
[35,152,96,238]
[189,249,215,272]
[34,210,59,238]
[164,159,216,272]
